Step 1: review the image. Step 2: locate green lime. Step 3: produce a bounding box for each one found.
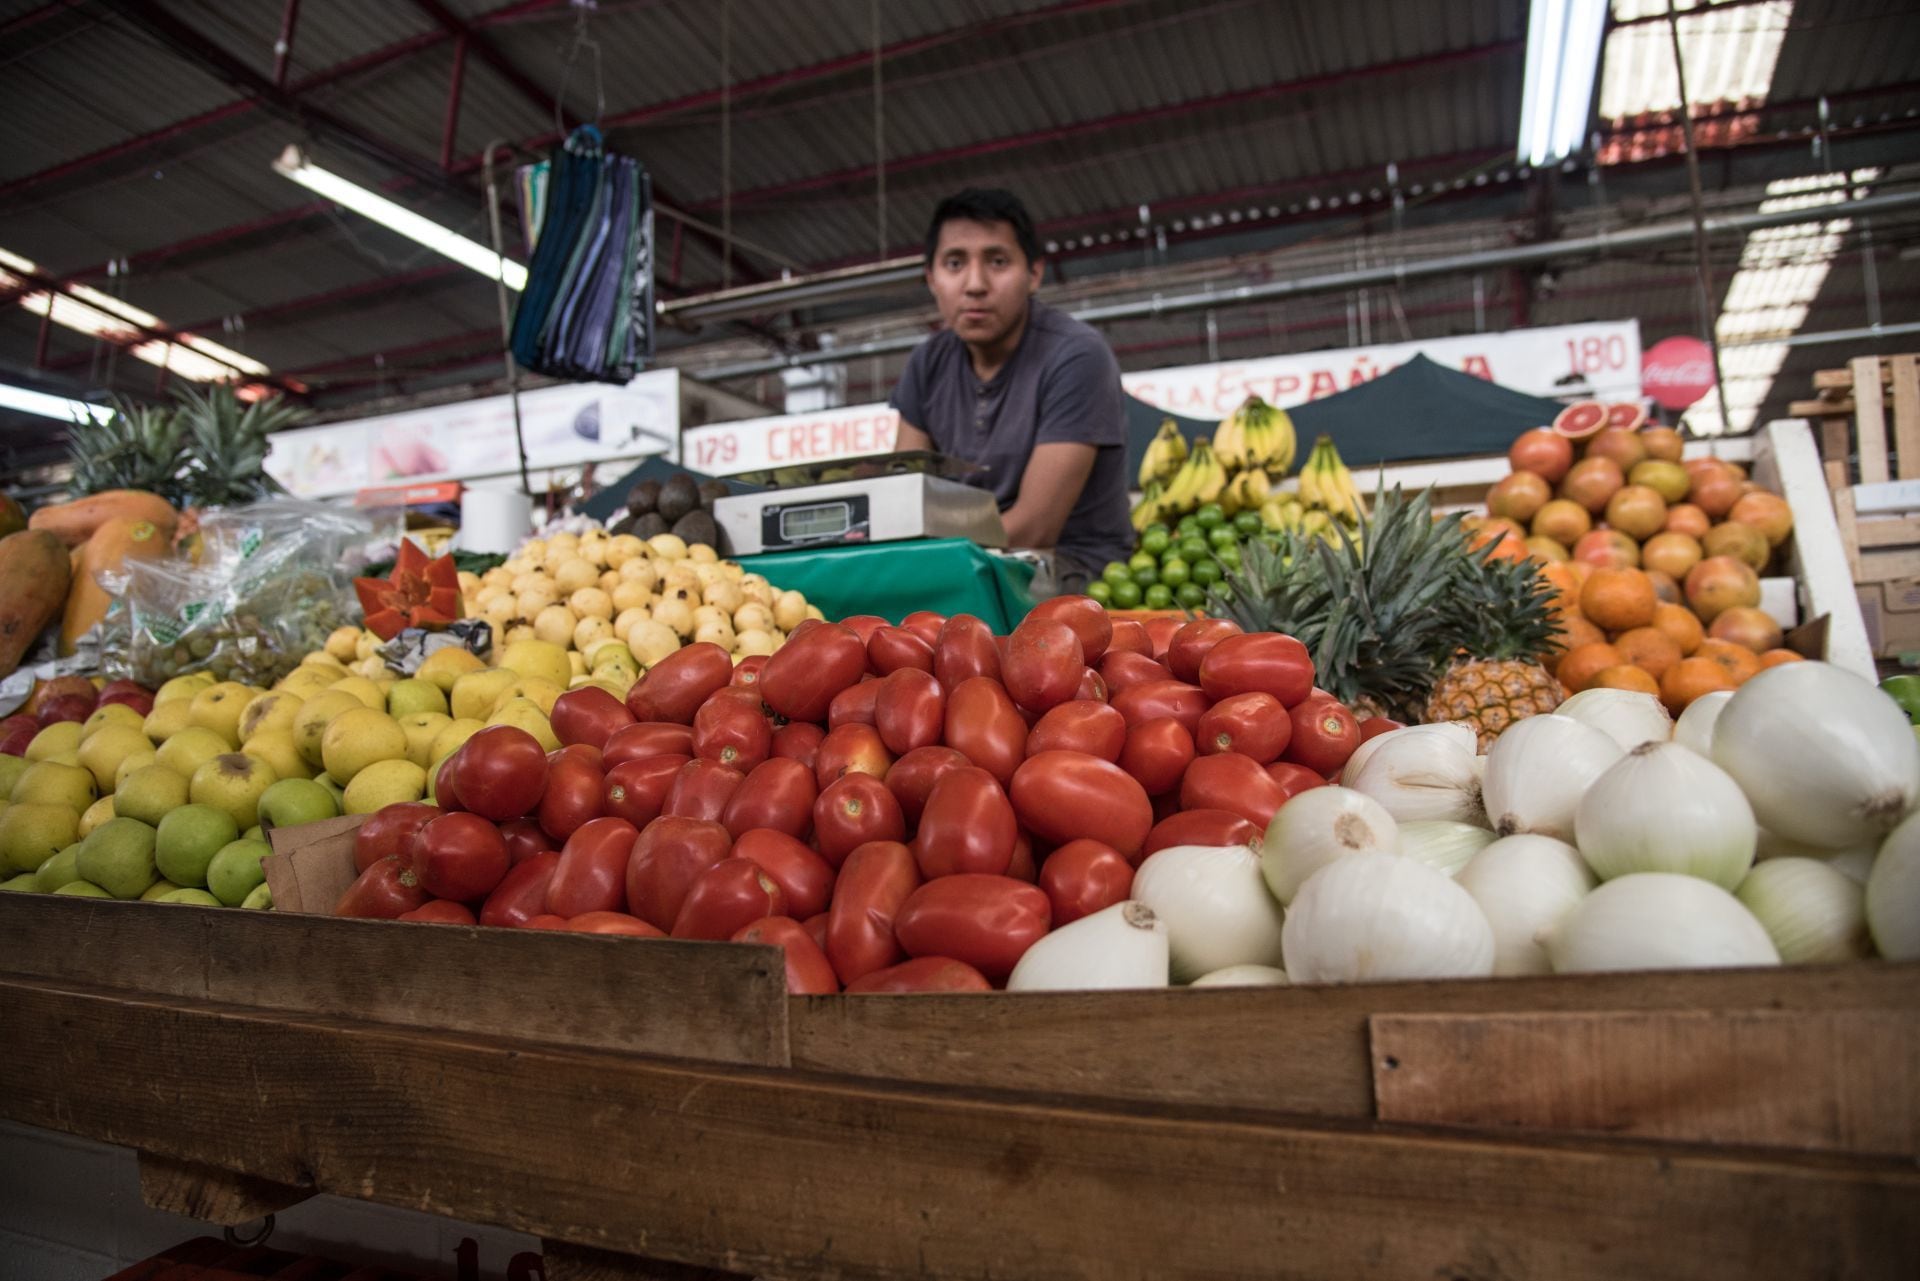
[1144,584,1174,610]
[1159,557,1190,588]
[1195,503,1226,529]
[1140,528,1171,556]
[1088,580,1113,606]
[1191,558,1223,587]
[1130,563,1159,588]
[1233,510,1264,536]
[1179,535,1210,563]
[1176,515,1202,538]
[1110,579,1143,609]
[1102,561,1131,586]
[1216,543,1242,570]
[1175,582,1208,609]
[1146,521,1170,539]
[1128,550,1158,574]
[1208,524,1239,550]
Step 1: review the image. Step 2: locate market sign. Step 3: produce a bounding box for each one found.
[1641,335,1718,410]
[1121,320,1643,420]
[682,403,901,477]
[265,370,681,498]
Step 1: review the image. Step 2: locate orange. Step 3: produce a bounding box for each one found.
[1651,602,1705,656]
[1541,561,1584,613]
[1592,664,1662,696]
[1643,568,1682,605]
[1660,656,1738,712]
[1579,567,1658,632]
[1554,612,1607,651]
[1613,626,1683,679]
[1759,648,1805,667]
[1696,638,1763,684]
[1557,642,1624,694]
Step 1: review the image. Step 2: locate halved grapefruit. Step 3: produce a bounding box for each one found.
[1604,402,1648,432]
[1552,400,1608,441]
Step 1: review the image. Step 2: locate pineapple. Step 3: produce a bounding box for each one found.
[173,384,302,509]
[1206,486,1563,746]
[65,398,186,500]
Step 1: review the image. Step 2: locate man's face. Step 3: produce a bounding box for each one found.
[926,218,1042,348]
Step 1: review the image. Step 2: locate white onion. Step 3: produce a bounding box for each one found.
[1343,727,1484,824]
[1260,786,1399,905]
[1132,844,1287,981]
[1734,858,1871,964]
[1672,688,1733,755]
[1481,713,1623,841]
[1867,810,1920,959]
[1826,848,1876,886]
[1340,722,1476,787]
[1397,820,1497,878]
[1189,964,1290,987]
[1554,688,1672,751]
[1455,834,1595,975]
[1548,872,1779,973]
[1754,825,1879,870]
[1282,851,1494,983]
[1575,742,1755,889]
[1007,900,1170,991]
[1712,662,1920,849]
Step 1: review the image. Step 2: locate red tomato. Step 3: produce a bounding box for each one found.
[1039,839,1135,925]
[894,874,1051,985]
[1358,715,1404,742]
[1283,699,1361,775]
[1002,618,1085,714]
[721,757,818,840]
[845,957,992,994]
[838,614,889,645]
[1180,754,1289,829]
[549,686,635,751]
[1118,716,1195,797]
[814,722,893,791]
[1025,699,1127,762]
[1143,616,1182,660]
[479,851,560,927]
[1266,760,1329,801]
[867,625,934,675]
[732,827,836,919]
[802,911,830,953]
[824,840,921,984]
[452,725,550,821]
[526,914,570,930]
[603,754,690,828]
[545,815,639,917]
[882,745,971,829]
[353,802,442,873]
[1107,619,1152,656]
[1111,680,1209,734]
[1007,832,1037,882]
[432,753,465,811]
[1198,633,1316,707]
[537,751,606,842]
[1098,649,1174,693]
[565,910,664,936]
[733,916,840,994]
[334,857,428,919]
[1143,809,1260,859]
[933,614,1001,691]
[827,679,881,729]
[1009,751,1153,861]
[410,811,510,901]
[942,676,1027,784]
[671,857,786,940]
[691,693,772,773]
[662,758,745,822]
[911,765,1017,879]
[399,899,476,925]
[900,610,949,649]
[1167,618,1245,683]
[814,772,907,867]
[770,721,825,771]
[1074,668,1109,703]
[624,642,734,724]
[549,743,603,770]
[731,654,769,689]
[1194,691,1291,763]
[875,668,946,755]
[625,816,732,930]
[759,620,868,722]
[603,721,695,768]
[1026,595,1112,663]
[499,817,556,865]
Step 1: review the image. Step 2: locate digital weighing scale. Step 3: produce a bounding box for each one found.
[713,451,1008,555]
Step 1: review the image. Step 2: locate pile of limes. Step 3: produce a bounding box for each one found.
[1090,503,1269,611]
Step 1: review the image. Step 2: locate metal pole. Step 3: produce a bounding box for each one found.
[482,141,533,497]
[1665,0,1735,433]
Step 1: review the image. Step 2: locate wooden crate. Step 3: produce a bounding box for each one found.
[1792,353,1920,584]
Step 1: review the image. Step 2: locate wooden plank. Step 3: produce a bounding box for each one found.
[1821,414,1853,489]
[1371,1010,1920,1157]
[136,1151,313,1226]
[1791,397,1856,418]
[1835,484,1865,579]
[1860,546,1920,582]
[1814,367,1858,392]
[541,1241,753,1281]
[0,894,789,1067]
[1761,421,1877,678]
[1893,354,1920,481]
[3,978,1914,1281]
[1855,355,1891,484]
[1855,515,1920,548]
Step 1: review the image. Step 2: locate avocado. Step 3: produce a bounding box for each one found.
[697,479,731,512]
[626,479,661,515]
[609,513,639,537]
[670,508,719,552]
[632,511,670,540]
[657,474,699,524]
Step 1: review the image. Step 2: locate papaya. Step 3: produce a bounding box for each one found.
[0,530,72,678]
[0,493,25,539]
[60,516,173,655]
[30,489,177,549]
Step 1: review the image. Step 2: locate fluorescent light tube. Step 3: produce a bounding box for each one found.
[0,381,113,423]
[1517,0,1609,166]
[274,145,528,291]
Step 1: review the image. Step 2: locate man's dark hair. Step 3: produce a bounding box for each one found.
[923,188,1042,266]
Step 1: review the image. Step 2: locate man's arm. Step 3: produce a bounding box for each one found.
[1001,441,1097,548]
[894,420,934,452]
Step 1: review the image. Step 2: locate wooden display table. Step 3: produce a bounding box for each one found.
[1,893,1913,1280]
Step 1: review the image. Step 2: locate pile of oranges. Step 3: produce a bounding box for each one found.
[1543,562,1801,712]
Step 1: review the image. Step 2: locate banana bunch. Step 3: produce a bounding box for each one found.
[1131,480,1168,532]
[1137,419,1189,490]
[1213,395,1298,476]
[1298,434,1368,525]
[1218,466,1271,517]
[1160,437,1227,514]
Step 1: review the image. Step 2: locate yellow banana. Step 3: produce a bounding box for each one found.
[1191,440,1227,505]
[1162,448,1205,513]
[1264,406,1298,476]
[1298,444,1327,509]
[1213,401,1249,469]
[1131,480,1167,532]
[1138,419,1188,489]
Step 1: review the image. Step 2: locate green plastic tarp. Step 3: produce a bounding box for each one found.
[734,537,1037,632]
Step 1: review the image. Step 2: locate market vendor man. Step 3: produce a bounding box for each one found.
[890,188,1134,594]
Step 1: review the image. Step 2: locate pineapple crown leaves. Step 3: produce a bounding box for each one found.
[172,384,303,508]
[67,397,189,503]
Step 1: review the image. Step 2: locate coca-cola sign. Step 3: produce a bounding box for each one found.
[1642,336,1716,410]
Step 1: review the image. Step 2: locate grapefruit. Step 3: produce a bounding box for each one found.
[1508,429,1574,483]
[1603,403,1647,432]
[1552,401,1608,441]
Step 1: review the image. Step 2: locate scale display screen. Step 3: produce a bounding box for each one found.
[762,493,871,548]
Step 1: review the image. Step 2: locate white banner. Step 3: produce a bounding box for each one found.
[266,370,681,497]
[1119,320,1643,421]
[681,403,901,477]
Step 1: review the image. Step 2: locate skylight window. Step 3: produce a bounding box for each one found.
[1596,0,1792,163]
